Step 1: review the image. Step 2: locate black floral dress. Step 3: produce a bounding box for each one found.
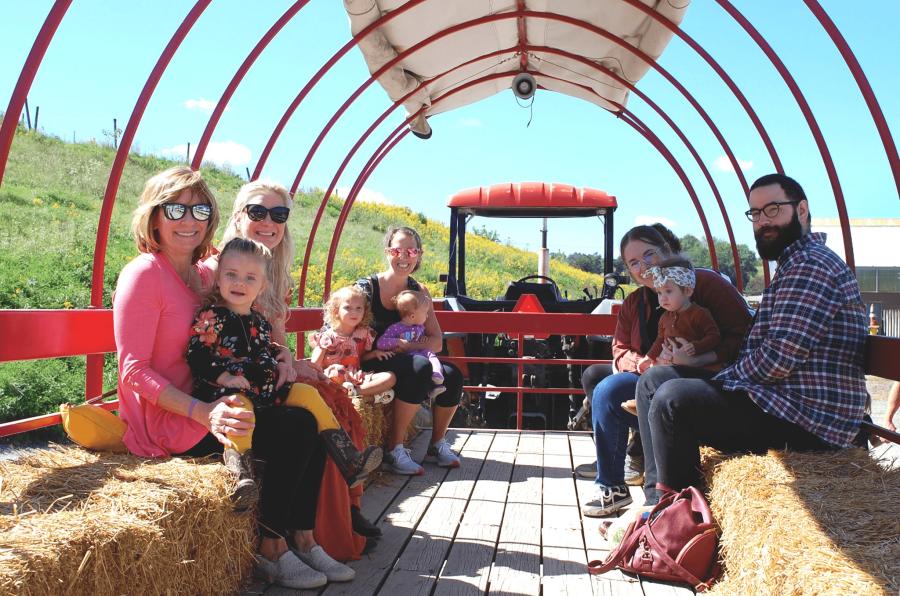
[186,305,285,407]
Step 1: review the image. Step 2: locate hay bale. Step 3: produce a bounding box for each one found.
[0,445,256,596]
[352,399,420,448]
[702,448,899,595]
[353,398,389,448]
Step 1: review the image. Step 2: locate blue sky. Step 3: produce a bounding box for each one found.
[2,1,897,258]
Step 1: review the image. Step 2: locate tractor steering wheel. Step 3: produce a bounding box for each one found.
[514,275,561,296]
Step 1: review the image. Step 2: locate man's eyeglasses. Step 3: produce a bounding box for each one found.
[386,247,422,258]
[744,200,801,222]
[244,204,291,224]
[626,248,659,271]
[161,202,212,221]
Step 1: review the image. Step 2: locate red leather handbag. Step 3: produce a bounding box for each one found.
[587,486,720,591]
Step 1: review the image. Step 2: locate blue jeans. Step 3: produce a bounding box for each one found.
[591,371,639,487]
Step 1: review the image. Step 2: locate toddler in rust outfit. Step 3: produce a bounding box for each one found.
[622,257,721,416]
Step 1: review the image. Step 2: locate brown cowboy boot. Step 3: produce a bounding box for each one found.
[320,429,383,488]
[223,447,259,512]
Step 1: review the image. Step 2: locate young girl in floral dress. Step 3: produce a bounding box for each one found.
[187,238,382,502]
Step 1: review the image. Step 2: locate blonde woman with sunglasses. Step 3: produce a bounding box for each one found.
[217,179,380,564]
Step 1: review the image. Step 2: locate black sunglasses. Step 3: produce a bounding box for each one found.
[244,204,290,224]
[161,202,212,221]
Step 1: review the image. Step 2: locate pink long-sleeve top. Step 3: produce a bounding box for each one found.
[113,252,213,457]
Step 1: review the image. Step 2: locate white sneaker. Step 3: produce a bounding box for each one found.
[292,545,355,582]
[386,444,424,475]
[425,438,460,468]
[581,484,632,518]
[254,551,327,589]
[373,388,394,405]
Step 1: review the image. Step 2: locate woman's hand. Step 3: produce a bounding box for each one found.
[274,345,297,388]
[669,338,715,367]
[657,341,675,365]
[636,355,653,374]
[200,394,255,446]
[294,358,329,382]
[370,349,395,361]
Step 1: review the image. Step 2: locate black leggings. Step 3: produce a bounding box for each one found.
[363,353,462,408]
[254,407,325,538]
[178,407,325,538]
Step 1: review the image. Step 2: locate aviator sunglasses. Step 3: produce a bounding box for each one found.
[385,247,423,258]
[161,202,212,221]
[244,204,291,224]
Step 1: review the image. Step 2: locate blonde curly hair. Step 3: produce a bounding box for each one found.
[323,285,373,330]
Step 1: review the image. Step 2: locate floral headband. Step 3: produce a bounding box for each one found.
[643,266,696,289]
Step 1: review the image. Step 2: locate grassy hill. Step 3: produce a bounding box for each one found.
[0,125,605,429]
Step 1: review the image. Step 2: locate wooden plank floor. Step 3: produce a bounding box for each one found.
[246,429,693,596]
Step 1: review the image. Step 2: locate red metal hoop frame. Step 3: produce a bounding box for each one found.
[0,1,896,400]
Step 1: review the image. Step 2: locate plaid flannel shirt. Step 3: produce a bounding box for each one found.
[714,233,868,446]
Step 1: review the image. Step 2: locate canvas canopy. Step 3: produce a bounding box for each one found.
[344,0,689,137]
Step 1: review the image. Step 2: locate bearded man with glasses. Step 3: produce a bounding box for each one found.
[633,173,869,506]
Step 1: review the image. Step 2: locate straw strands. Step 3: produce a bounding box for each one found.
[0,445,256,595]
[703,447,899,595]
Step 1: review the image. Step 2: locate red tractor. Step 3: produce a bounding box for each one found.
[440,182,626,430]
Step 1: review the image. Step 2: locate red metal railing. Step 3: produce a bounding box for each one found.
[2,306,899,439]
[0,307,615,436]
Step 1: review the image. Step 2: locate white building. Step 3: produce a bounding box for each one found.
[813,218,900,337]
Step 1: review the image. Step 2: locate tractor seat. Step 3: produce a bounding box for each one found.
[503,280,561,304]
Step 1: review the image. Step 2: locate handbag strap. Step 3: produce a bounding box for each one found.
[587,493,678,575]
[84,388,118,406]
[644,522,712,591]
[587,520,644,575]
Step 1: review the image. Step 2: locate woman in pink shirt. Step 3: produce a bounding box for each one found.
[114,167,346,590]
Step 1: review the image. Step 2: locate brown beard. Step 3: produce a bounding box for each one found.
[755,210,803,261]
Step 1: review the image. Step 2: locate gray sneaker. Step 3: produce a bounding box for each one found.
[581,484,632,517]
[386,444,424,475]
[575,461,596,479]
[254,551,327,590]
[292,545,355,582]
[624,455,644,486]
[426,438,460,468]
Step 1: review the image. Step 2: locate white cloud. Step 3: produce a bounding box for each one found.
[634,215,678,229]
[458,117,483,128]
[184,98,227,113]
[160,140,251,167]
[713,155,753,172]
[335,186,392,205]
